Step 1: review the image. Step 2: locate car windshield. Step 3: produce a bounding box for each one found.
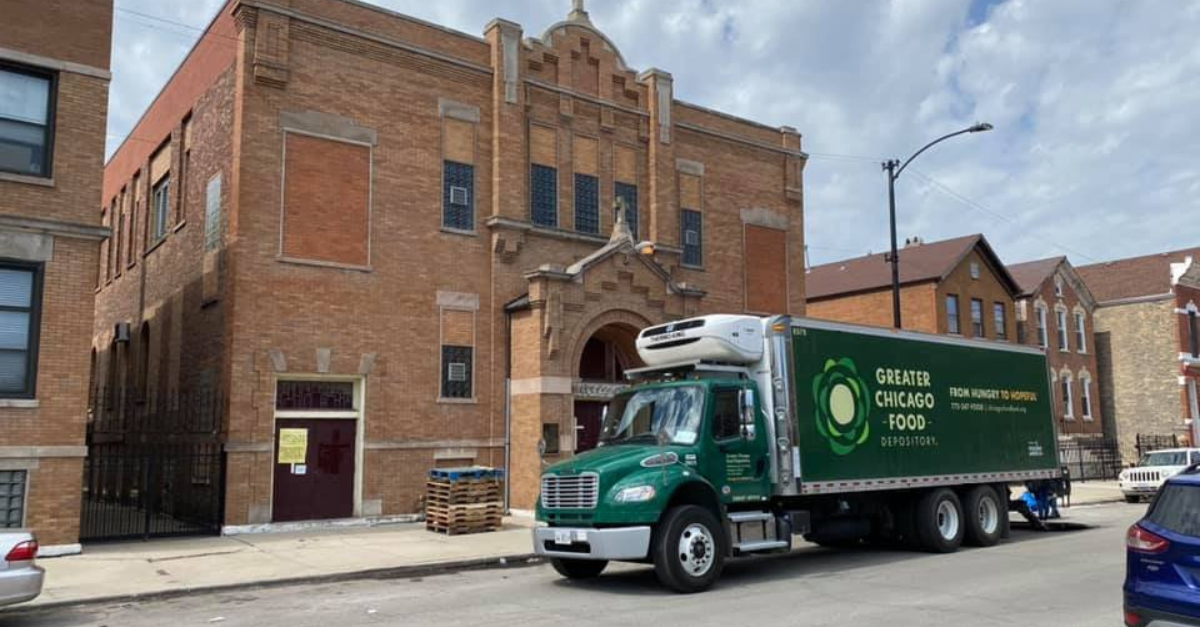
[1147,484,1200,536]
[1139,451,1189,467]
[599,386,704,446]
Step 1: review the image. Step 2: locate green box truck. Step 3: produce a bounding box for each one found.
[533,314,1060,592]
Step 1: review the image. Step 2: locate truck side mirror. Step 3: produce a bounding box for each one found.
[739,388,757,441]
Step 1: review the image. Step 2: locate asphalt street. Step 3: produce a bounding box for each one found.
[1,502,1142,627]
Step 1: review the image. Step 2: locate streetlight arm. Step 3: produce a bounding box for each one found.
[892,122,993,180]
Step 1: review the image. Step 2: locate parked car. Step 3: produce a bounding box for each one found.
[0,531,43,608]
[1119,448,1200,503]
[1124,464,1200,626]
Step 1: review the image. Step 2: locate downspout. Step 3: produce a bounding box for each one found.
[504,307,513,512]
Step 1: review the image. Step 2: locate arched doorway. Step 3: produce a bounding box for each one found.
[574,323,644,452]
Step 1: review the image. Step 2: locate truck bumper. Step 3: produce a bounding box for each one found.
[532,526,651,561]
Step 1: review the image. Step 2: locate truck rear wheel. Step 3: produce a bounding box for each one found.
[651,505,725,593]
[550,558,608,579]
[914,488,964,553]
[963,485,1003,547]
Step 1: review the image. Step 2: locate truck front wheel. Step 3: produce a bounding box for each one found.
[651,505,726,593]
[963,485,1003,547]
[914,488,964,553]
[550,558,608,579]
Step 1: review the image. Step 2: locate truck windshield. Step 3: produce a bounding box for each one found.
[600,386,704,446]
[1140,451,1189,467]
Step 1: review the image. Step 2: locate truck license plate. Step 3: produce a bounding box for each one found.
[554,530,573,545]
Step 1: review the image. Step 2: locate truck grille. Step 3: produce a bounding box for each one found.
[1128,470,1163,483]
[541,473,599,509]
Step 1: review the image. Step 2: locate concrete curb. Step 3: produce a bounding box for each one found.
[5,553,542,615]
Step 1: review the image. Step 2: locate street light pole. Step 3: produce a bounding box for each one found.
[883,122,993,330]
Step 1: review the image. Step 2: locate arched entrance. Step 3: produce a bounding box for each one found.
[573,322,644,452]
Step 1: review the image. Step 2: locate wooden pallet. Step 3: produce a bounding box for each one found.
[425,520,501,536]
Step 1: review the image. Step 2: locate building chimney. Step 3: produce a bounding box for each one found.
[904,236,924,248]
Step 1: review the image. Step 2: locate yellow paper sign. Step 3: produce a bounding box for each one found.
[278,428,308,464]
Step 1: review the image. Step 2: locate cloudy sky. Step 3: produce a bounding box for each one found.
[107,0,1200,266]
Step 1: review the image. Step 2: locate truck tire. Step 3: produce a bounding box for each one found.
[550,558,608,579]
[651,505,726,593]
[914,488,964,553]
[963,485,1003,547]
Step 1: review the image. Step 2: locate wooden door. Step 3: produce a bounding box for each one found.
[272,418,356,522]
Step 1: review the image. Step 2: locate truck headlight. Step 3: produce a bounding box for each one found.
[613,485,657,503]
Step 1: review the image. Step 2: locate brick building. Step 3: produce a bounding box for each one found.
[93,0,806,529]
[0,0,112,550]
[1008,256,1103,439]
[806,234,1020,341]
[1079,247,1200,461]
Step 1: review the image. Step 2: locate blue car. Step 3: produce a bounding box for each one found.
[1124,464,1200,626]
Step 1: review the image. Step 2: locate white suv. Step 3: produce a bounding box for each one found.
[1119,448,1200,503]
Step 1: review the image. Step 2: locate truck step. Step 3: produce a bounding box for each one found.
[727,511,773,524]
[734,540,790,553]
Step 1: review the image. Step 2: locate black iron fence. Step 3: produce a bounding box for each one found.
[1135,433,1180,460]
[1058,438,1123,481]
[81,389,225,542]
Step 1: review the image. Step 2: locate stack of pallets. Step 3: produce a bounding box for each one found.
[425,467,504,536]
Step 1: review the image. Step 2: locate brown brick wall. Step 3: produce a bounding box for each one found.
[743,225,787,314]
[0,0,112,546]
[807,283,938,333]
[280,133,370,267]
[1094,298,1182,461]
[106,1,804,524]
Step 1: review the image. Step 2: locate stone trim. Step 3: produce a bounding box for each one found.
[244,1,492,76]
[740,207,788,231]
[676,159,705,176]
[0,45,111,80]
[433,448,477,460]
[677,122,807,158]
[364,438,504,450]
[225,442,272,453]
[486,215,610,246]
[0,171,54,188]
[0,458,38,471]
[674,98,790,136]
[280,110,378,146]
[525,79,648,119]
[438,98,481,123]
[510,376,573,396]
[0,446,87,458]
[0,399,39,408]
[0,215,108,241]
[437,291,480,311]
[1096,293,1174,307]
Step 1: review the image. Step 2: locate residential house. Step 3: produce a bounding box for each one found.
[1077,247,1200,461]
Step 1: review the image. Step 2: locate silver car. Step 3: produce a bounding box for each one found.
[0,530,43,607]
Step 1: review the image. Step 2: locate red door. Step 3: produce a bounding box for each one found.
[273,419,356,522]
[574,401,605,453]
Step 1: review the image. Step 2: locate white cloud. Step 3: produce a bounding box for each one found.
[107,0,1200,265]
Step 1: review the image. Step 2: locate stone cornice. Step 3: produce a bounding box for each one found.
[0,215,109,241]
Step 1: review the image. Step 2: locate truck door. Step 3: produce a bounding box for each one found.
[705,385,771,505]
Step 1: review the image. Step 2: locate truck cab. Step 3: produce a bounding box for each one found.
[534,315,789,592]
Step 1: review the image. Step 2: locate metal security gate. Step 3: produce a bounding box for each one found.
[81,389,225,542]
[1136,433,1180,459]
[1058,438,1122,481]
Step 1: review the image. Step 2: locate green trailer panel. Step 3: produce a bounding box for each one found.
[791,322,1059,485]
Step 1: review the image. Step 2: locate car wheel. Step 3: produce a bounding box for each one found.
[963,486,1003,547]
[914,488,965,553]
[651,505,726,593]
[550,557,608,579]
[1124,495,1141,504]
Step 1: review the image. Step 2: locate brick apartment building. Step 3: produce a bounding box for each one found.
[0,0,112,550]
[806,234,1020,341]
[1008,256,1103,440]
[92,0,805,531]
[1079,247,1200,461]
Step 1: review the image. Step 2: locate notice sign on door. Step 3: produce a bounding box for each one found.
[278,428,308,464]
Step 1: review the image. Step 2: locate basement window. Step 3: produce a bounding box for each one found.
[0,470,27,528]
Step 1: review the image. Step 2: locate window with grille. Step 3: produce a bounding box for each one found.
[530,164,557,228]
[276,381,355,410]
[443,161,474,231]
[0,264,41,398]
[574,173,599,234]
[615,182,638,239]
[0,470,27,528]
[152,175,171,241]
[681,209,703,267]
[441,345,473,399]
[946,295,960,334]
[993,302,1007,340]
[971,298,984,338]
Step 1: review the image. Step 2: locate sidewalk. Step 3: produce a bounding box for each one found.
[1065,480,1125,506]
[28,517,537,609]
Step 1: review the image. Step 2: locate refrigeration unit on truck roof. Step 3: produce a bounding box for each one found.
[635,314,764,366]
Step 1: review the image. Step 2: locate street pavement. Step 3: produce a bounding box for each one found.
[0,501,1143,627]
